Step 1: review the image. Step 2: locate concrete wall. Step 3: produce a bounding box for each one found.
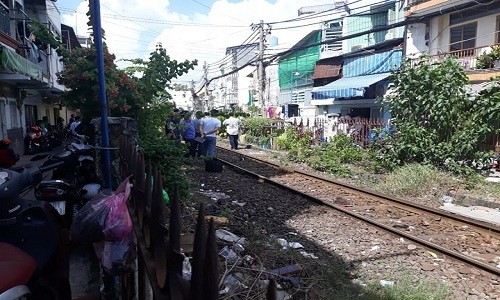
[407,12,500,57]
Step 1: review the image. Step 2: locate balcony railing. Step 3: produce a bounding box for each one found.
[412,44,500,71]
[0,4,9,36]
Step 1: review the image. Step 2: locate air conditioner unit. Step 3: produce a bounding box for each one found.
[351,45,364,52]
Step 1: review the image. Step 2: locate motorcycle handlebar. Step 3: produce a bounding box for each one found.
[38,161,65,173]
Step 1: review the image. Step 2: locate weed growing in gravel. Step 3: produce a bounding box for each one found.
[366,274,451,300]
[374,164,455,197]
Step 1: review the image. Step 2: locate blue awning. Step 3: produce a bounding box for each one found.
[311,72,391,99]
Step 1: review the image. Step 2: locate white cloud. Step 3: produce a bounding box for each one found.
[62,0,342,83]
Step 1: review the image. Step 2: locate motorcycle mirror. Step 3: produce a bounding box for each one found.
[30,154,49,161]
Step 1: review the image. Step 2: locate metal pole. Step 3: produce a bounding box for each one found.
[258,20,265,117]
[91,0,112,189]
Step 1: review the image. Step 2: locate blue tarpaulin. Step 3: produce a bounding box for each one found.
[311,72,391,99]
[343,49,402,77]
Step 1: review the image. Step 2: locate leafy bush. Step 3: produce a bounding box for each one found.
[138,133,190,198]
[382,56,498,174]
[242,117,276,147]
[304,134,366,177]
[476,45,500,69]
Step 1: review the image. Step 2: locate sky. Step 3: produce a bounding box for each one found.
[59,0,345,85]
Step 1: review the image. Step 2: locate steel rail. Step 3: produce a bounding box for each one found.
[217,146,500,235]
[215,152,500,276]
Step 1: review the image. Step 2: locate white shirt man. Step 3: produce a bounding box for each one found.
[200,115,221,156]
[223,116,241,150]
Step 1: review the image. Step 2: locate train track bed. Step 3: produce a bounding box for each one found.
[184,145,500,298]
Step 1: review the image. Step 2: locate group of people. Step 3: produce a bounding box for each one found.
[165,110,241,158]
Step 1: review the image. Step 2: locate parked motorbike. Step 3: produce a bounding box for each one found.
[0,161,72,299]
[24,125,61,155]
[35,140,101,227]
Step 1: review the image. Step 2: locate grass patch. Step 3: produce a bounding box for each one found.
[374,164,455,197]
[365,273,451,300]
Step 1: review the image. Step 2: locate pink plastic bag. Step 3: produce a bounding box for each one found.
[102,177,132,241]
[93,177,136,275]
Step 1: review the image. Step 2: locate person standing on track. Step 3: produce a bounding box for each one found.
[199,110,221,157]
[223,113,241,150]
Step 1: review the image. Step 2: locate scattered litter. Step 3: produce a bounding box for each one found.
[205,215,229,225]
[267,206,274,212]
[243,255,254,264]
[216,229,246,244]
[221,274,248,295]
[289,242,304,249]
[399,238,405,243]
[351,278,367,287]
[232,200,246,207]
[427,251,438,258]
[497,264,500,269]
[199,190,231,201]
[234,243,245,252]
[407,244,417,250]
[268,263,303,276]
[300,251,318,259]
[277,290,292,300]
[441,195,454,203]
[182,257,192,280]
[370,245,380,251]
[219,246,239,262]
[380,280,394,288]
[275,238,304,249]
[276,238,288,249]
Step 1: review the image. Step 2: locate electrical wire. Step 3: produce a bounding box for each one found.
[55,6,248,28]
[268,0,364,24]
[270,0,407,31]
[195,0,495,96]
[191,0,247,24]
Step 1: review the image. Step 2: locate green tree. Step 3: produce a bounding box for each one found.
[57,46,139,118]
[381,56,499,173]
[122,44,197,134]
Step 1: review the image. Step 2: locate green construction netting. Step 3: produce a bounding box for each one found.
[278,31,321,91]
[0,47,43,81]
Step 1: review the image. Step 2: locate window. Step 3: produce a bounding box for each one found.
[450,22,477,53]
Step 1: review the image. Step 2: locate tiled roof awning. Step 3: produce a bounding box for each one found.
[312,64,341,79]
[312,72,391,99]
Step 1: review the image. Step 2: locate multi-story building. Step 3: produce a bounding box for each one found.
[311,0,406,119]
[0,0,79,153]
[277,30,321,117]
[211,43,258,110]
[405,0,500,82]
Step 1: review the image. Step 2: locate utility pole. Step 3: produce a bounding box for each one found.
[203,61,209,112]
[90,0,112,189]
[190,80,198,111]
[257,20,265,117]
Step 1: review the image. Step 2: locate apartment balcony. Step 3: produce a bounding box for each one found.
[412,44,500,82]
[405,0,471,17]
[0,46,45,85]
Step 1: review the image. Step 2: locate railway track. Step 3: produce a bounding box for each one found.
[215,145,500,276]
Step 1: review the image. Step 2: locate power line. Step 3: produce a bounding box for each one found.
[195,0,493,96]
[268,0,364,25]
[55,6,248,28]
[191,0,247,24]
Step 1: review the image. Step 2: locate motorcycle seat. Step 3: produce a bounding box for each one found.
[0,242,37,292]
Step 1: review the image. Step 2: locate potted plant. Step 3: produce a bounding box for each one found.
[476,45,500,69]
